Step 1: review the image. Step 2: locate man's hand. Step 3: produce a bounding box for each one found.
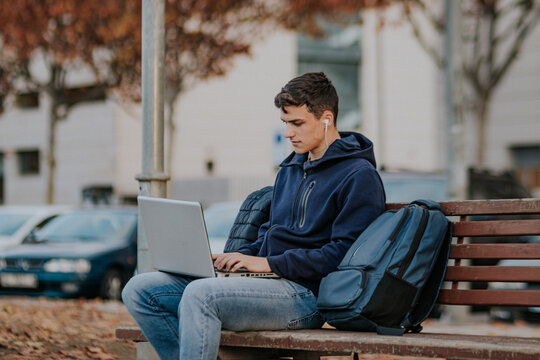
[212,252,271,273]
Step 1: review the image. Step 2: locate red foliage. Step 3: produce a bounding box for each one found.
[0,0,275,102]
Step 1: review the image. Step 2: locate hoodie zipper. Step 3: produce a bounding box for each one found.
[299,181,316,228]
[291,172,308,226]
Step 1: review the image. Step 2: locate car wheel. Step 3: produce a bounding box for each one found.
[100,268,123,300]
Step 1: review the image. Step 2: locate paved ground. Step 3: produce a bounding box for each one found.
[423,311,540,338]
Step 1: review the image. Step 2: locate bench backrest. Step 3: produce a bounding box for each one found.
[386,199,540,307]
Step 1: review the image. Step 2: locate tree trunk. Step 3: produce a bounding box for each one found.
[46,100,59,204]
[475,96,490,169]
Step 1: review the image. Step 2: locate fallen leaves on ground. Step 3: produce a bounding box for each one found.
[0,297,136,360]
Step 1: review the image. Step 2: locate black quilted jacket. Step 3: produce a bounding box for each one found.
[223,186,273,253]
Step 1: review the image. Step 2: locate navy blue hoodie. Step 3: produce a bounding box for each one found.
[238,132,385,295]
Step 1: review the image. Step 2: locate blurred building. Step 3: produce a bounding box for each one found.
[0,5,539,205]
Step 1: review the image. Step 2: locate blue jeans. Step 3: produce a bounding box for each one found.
[122,271,324,360]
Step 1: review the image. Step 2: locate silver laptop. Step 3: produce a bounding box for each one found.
[138,196,280,279]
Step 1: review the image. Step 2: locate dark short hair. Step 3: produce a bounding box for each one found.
[274,72,339,124]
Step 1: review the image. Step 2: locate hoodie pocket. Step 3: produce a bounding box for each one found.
[317,269,366,310]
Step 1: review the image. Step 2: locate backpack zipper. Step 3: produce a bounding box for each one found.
[299,181,316,227]
[396,208,429,279]
[291,172,307,226]
[388,207,410,242]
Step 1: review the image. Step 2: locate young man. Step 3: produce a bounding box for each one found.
[122,72,386,359]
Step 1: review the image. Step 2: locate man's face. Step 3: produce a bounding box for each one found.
[281,105,326,156]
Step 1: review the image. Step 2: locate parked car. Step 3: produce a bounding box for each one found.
[0,207,137,300]
[204,202,242,254]
[379,171,448,203]
[0,206,70,251]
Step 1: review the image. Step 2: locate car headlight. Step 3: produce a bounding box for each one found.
[44,259,91,274]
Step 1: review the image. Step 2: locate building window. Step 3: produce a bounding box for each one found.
[17,149,40,175]
[510,144,540,195]
[298,23,362,130]
[15,92,40,109]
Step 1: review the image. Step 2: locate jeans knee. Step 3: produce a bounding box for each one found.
[180,279,216,313]
[121,274,143,310]
[122,272,161,310]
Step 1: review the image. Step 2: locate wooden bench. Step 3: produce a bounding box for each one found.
[117,198,540,359]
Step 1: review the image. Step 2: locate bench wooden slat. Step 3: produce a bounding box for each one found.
[452,219,540,237]
[438,289,540,306]
[445,266,540,282]
[220,329,540,360]
[386,198,540,216]
[116,326,147,342]
[450,243,540,259]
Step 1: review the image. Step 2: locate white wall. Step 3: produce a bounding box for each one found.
[0,94,116,205]
[54,99,116,204]
[485,23,540,170]
[115,103,142,197]
[170,30,297,181]
[361,7,444,173]
[0,94,49,204]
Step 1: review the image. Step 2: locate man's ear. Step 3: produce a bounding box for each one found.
[322,110,334,127]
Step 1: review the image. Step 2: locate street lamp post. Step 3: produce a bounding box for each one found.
[135,1,168,358]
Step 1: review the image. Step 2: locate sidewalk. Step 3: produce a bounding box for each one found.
[422,312,540,338]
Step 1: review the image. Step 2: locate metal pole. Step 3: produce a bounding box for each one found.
[136,0,169,273]
[135,2,168,359]
[444,0,469,325]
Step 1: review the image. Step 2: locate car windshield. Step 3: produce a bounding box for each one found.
[34,210,137,243]
[0,214,33,236]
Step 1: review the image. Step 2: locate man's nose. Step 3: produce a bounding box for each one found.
[284,124,294,138]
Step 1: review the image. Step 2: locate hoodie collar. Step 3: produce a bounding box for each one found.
[280,131,377,170]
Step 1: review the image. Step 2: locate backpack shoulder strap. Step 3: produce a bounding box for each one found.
[405,222,453,332]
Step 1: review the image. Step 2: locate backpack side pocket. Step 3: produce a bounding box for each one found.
[317,269,366,310]
[361,271,418,327]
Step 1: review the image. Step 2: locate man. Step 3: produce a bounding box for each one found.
[122,72,385,359]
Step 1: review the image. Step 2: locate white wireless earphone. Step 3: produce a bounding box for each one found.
[323,119,329,148]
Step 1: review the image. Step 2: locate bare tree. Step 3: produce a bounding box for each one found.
[402,0,540,167]
[278,0,540,167]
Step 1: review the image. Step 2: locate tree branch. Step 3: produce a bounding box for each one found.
[463,62,483,97]
[407,0,445,32]
[403,2,445,68]
[491,5,540,89]
[486,2,497,88]
[494,7,530,45]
